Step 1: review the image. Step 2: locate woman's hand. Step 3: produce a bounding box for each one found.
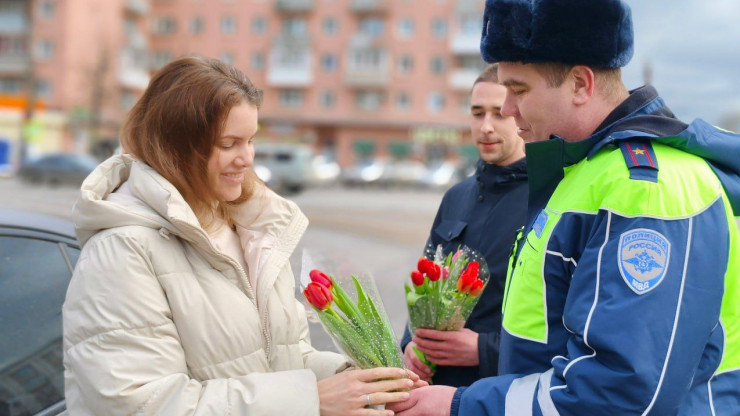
[318,367,415,416]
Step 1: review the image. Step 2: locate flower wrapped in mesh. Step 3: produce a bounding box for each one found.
[302,268,404,369]
[404,244,491,371]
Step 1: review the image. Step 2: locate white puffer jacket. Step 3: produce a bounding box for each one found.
[63,155,348,415]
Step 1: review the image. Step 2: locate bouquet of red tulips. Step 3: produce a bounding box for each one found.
[405,245,490,370]
[303,269,404,369]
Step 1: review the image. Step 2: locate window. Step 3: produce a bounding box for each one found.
[220,52,234,65]
[350,49,384,71]
[430,56,445,75]
[432,18,447,39]
[153,16,177,35]
[251,52,265,70]
[39,0,56,19]
[252,16,267,35]
[322,17,338,36]
[0,236,79,416]
[397,54,414,74]
[0,35,28,57]
[36,40,54,60]
[279,90,303,108]
[189,16,204,34]
[397,18,414,38]
[428,92,445,112]
[355,91,383,111]
[0,79,21,94]
[35,79,52,99]
[283,18,307,36]
[321,53,338,73]
[359,18,384,37]
[395,92,411,111]
[151,50,173,69]
[319,90,336,108]
[220,16,236,34]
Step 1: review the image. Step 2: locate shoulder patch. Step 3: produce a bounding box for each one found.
[618,228,671,295]
[617,140,659,182]
[533,210,549,239]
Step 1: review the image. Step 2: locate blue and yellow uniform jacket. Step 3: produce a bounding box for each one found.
[452,86,740,415]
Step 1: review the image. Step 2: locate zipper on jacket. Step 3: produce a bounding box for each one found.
[172,220,272,359]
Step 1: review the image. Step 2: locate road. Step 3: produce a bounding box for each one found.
[0,177,443,353]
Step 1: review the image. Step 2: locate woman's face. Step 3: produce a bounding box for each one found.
[207,102,259,202]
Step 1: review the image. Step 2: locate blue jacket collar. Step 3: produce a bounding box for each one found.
[476,157,528,191]
[525,84,740,218]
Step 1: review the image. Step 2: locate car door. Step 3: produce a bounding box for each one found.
[0,228,79,416]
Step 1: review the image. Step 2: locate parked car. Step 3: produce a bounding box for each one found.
[18,153,98,187]
[340,159,387,187]
[0,209,79,415]
[253,143,313,194]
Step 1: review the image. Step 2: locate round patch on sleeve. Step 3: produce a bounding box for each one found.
[618,228,671,295]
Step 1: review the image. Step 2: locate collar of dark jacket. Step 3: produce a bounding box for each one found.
[476,157,528,190]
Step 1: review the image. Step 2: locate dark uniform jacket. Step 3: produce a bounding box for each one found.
[401,157,528,387]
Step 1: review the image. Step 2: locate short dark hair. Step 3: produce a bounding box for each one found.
[533,62,624,100]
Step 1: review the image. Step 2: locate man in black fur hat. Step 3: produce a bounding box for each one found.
[388,0,740,415]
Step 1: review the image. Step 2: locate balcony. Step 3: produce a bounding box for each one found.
[274,0,314,13]
[448,68,479,91]
[450,32,481,55]
[119,47,150,90]
[345,35,388,88]
[0,55,29,75]
[0,35,29,74]
[350,0,389,14]
[125,0,150,15]
[268,35,312,87]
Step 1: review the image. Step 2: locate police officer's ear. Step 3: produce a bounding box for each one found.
[570,65,596,106]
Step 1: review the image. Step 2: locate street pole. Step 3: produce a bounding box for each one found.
[20,0,37,165]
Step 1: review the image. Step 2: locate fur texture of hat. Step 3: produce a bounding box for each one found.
[480,0,634,68]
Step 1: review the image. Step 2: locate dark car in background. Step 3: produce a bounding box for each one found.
[17,154,98,187]
[0,209,78,415]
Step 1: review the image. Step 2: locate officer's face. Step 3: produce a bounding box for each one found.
[470,81,525,166]
[497,62,576,143]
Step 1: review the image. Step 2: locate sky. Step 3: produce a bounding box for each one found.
[620,0,740,126]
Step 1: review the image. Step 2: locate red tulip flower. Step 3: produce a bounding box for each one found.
[426,263,441,281]
[417,257,434,275]
[304,282,333,310]
[309,269,332,289]
[442,266,450,280]
[457,261,480,293]
[410,270,425,286]
[469,279,485,296]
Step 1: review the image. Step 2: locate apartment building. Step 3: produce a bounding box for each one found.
[1,0,485,167]
[149,0,485,166]
[0,0,151,163]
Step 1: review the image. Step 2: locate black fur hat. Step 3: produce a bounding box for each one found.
[480,0,634,68]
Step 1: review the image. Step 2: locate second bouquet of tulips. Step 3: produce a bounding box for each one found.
[405,244,490,371]
[303,269,404,369]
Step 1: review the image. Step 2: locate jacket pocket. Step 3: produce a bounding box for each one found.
[433,220,468,242]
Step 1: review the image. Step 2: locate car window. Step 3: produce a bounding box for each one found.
[0,237,78,415]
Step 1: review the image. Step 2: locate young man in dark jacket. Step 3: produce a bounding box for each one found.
[390,0,740,415]
[401,64,528,387]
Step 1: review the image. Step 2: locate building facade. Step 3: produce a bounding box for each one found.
[1,0,485,168]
